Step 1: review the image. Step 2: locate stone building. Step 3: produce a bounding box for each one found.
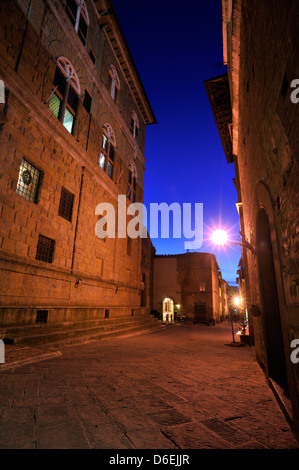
[153,252,226,324]
[0,0,157,339]
[220,278,230,320]
[205,0,299,441]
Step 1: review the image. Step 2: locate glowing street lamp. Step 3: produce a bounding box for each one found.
[210,229,228,246]
[211,229,256,254]
[210,228,250,347]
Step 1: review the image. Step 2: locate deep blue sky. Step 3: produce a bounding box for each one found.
[113,0,241,285]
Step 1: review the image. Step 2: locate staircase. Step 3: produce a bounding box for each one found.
[0,314,165,369]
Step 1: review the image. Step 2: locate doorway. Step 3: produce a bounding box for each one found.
[194,302,207,324]
[256,209,288,393]
[162,297,174,323]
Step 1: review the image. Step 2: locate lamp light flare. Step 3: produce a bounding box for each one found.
[211,229,228,246]
[234,296,240,306]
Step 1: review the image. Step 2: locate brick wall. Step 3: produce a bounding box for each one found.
[228,0,299,439]
[0,0,155,325]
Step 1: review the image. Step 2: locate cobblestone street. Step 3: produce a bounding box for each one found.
[0,323,298,452]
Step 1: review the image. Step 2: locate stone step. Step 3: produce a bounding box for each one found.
[44,320,166,349]
[0,318,166,370]
[0,315,158,337]
[0,315,164,347]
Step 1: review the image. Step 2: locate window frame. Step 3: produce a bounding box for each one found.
[99,123,116,180]
[66,0,90,46]
[49,57,80,134]
[83,89,92,114]
[127,161,137,203]
[36,234,55,264]
[58,186,75,222]
[130,110,139,142]
[108,65,120,102]
[16,159,42,204]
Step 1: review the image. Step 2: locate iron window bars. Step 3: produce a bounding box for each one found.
[58,187,74,222]
[36,235,55,264]
[16,159,42,203]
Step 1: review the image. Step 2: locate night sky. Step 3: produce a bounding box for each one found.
[112,0,241,285]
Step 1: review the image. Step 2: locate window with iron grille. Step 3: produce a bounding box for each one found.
[36,310,48,324]
[16,159,42,203]
[36,235,55,263]
[58,187,74,222]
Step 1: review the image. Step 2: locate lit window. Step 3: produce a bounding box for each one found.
[99,123,116,180]
[127,161,137,202]
[66,0,89,46]
[16,159,42,203]
[49,57,80,134]
[108,65,120,102]
[199,281,206,292]
[130,111,139,142]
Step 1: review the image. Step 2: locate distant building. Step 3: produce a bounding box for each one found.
[206,0,299,442]
[153,252,227,324]
[0,1,156,330]
[220,278,230,320]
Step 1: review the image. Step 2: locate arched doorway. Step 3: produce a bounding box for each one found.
[162,297,174,323]
[256,208,288,393]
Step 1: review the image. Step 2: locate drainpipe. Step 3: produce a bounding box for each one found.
[15,0,33,73]
[71,166,85,273]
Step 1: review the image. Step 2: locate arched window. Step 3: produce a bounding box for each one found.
[99,123,116,179]
[127,161,137,202]
[130,110,139,142]
[66,0,89,46]
[108,65,120,102]
[49,57,80,134]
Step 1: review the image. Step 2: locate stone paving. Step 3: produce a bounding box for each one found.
[0,323,298,450]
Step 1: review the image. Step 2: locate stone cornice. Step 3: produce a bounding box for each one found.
[222,0,241,157]
[96,0,157,127]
